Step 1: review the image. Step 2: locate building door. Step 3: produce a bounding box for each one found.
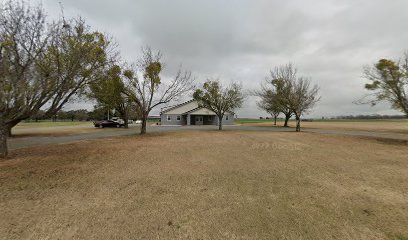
[195,116,203,125]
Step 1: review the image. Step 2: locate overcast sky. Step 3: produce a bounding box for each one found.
[39,0,408,118]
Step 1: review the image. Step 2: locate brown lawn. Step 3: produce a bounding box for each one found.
[0,131,407,239]
[242,120,408,134]
[11,122,99,138]
[302,121,408,134]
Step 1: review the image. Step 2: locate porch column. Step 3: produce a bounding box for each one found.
[187,114,191,125]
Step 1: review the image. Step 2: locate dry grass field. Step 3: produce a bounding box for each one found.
[1,130,408,239]
[241,120,408,134]
[12,122,97,138]
[301,121,408,134]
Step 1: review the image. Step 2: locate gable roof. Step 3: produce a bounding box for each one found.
[185,107,216,115]
[161,99,235,115]
[160,99,195,114]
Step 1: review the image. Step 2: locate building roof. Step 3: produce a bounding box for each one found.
[160,99,234,115]
[184,107,216,115]
[160,99,195,114]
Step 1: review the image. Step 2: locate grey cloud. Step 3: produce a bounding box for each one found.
[41,0,407,117]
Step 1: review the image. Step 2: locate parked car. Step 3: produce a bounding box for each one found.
[110,117,125,124]
[93,120,124,128]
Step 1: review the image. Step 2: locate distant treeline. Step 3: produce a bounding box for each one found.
[257,114,406,120]
[25,108,139,122]
[327,114,406,120]
[26,109,96,122]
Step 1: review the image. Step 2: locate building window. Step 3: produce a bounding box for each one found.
[176,115,181,121]
[167,115,171,121]
[208,116,212,121]
[226,115,229,121]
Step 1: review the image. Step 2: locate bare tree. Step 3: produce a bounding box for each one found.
[0,0,49,158]
[0,1,113,158]
[255,64,296,127]
[269,65,298,127]
[359,54,408,117]
[256,91,280,125]
[256,64,319,131]
[288,77,320,132]
[124,47,194,134]
[193,79,245,130]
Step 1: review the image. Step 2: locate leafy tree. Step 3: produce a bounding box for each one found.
[90,64,135,128]
[57,110,69,120]
[89,105,109,121]
[127,107,140,121]
[31,110,46,122]
[75,110,89,121]
[124,47,194,134]
[193,80,244,130]
[65,109,89,121]
[0,1,113,158]
[361,54,408,117]
[36,18,113,115]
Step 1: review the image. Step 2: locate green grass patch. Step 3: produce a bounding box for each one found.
[17,121,89,128]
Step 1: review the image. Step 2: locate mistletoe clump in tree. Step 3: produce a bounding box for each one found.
[361,54,408,117]
[0,0,113,158]
[124,47,195,134]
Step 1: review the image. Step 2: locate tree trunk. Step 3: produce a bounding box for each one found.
[140,114,148,134]
[284,113,290,127]
[273,115,277,125]
[6,119,20,138]
[0,117,8,158]
[218,115,223,130]
[295,115,301,132]
[0,129,7,159]
[123,111,129,129]
[124,118,129,129]
[118,108,129,129]
[7,127,12,137]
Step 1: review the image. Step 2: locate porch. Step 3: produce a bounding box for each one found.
[184,114,217,125]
